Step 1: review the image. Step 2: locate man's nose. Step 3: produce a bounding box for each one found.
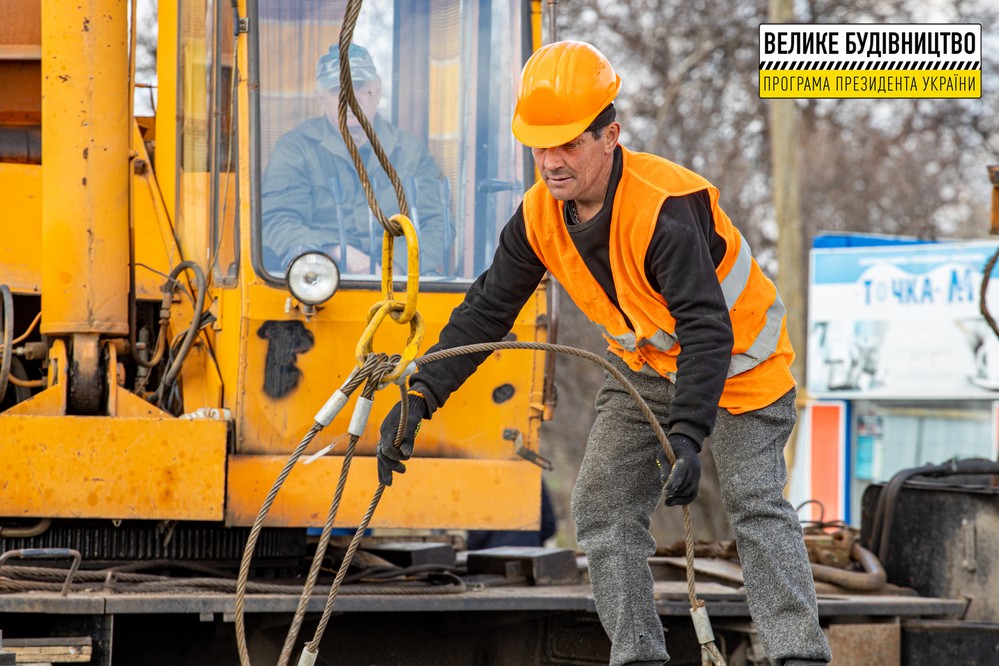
[539,147,565,171]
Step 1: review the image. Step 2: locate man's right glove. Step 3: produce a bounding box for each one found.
[376,393,430,486]
[657,434,702,506]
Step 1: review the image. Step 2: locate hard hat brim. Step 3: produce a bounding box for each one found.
[511,78,621,149]
[512,113,596,149]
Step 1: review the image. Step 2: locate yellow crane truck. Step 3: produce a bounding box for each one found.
[0,0,995,663]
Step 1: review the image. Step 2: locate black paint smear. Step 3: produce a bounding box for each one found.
[257,320,315,398]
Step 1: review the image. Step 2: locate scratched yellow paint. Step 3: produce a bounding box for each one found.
[0,415,227,520]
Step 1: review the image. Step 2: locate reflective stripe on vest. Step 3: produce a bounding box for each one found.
[720,235,752,309]
[595,325,678,355]
[729,289,786,377]
[720,234,784,378]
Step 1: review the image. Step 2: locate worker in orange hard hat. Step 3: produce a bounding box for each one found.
[377,41,832,665]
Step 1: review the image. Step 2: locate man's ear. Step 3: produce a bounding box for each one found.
[603,122,621,153]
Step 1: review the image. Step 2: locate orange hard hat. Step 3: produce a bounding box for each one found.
[511,41,621,148]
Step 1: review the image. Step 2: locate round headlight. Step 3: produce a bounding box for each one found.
[286,252,340,305]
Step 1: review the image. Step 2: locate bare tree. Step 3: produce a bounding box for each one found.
[796,0,999,242]
[135,0,158,114]
[542,0,998,546]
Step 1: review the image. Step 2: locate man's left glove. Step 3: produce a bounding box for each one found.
[657,434,702,506]
[376,393,430,486]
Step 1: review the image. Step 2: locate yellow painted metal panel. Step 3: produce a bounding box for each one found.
[231,285,543,462]
[0,415,227,520]
[132,123,182,298]
[213,279,245,417]
[0,163,41,293]
[41,0,129,336]
[177,341,224,414]
[0,133,181,300]
[218,0,549,532]
[225,455,542,529]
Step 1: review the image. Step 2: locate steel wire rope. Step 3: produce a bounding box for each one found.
[299,387,416,657]
[0,575,465,597]
[269,21,431,663]
[0,558,466,595]
[333,0,409,237]
[274,357,400,666]
[238,343,725,665]
[299,370,422,660]
[234,356,380,666]
[419,341,708,611]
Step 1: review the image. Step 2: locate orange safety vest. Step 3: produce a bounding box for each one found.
[523,147,794,414]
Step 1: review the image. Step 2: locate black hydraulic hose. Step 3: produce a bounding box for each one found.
[979,246,999,339]
[868,458,999,562]
[0,284,13,403]
[156,261,208,402]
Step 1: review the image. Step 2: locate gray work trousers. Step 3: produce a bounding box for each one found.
[571,354,832,666]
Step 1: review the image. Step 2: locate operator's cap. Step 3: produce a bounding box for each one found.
[512,41,621,148]
[316,43,379,89]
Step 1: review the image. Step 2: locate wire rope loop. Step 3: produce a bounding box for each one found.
[379,214,420,324]
[355,300,424,381]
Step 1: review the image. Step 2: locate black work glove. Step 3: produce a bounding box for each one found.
[376,394,430,486]
[657,434,702,506]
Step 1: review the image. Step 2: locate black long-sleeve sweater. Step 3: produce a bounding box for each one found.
[411,147,734,446]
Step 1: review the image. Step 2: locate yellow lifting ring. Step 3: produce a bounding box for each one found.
[355,300,425,381]
[379,214,420,325]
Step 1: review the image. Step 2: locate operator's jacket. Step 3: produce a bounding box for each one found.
[261,115,449,275]
[412,145,794,446]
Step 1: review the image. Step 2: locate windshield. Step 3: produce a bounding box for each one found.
[252,0,529,286]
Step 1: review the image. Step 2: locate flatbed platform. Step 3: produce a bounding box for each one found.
[0,580,967,618]
[0,546,973,665]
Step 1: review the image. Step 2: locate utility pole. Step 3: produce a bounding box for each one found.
[768,0,806,479]
[769,0,804,390]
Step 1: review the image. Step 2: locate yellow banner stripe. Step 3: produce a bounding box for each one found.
[759,69,981,98]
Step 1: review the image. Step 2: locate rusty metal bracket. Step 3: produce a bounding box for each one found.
[961,517,977,573]
[0,548,82,596]
[504,428,553,470]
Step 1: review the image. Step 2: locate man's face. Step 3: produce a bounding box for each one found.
[318,78,382,132]
[531,122,619,203]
